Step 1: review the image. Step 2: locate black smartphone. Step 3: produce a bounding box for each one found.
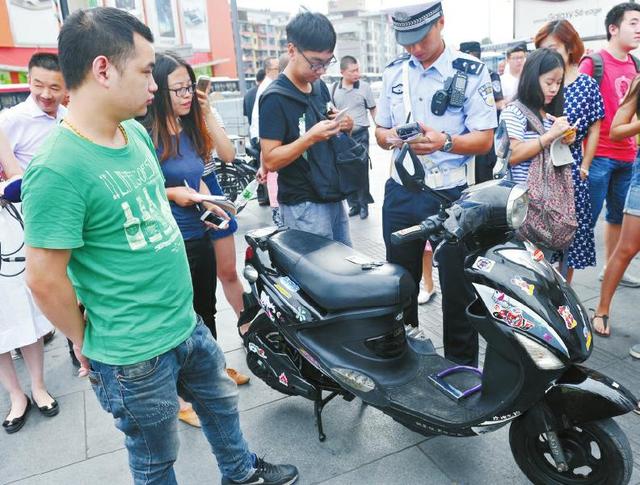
[200,210,229,229]
[396,122,422,141]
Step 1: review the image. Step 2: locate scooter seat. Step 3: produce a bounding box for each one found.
[267,229,414,311]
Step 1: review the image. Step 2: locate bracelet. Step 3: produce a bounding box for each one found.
[537,136,544,151]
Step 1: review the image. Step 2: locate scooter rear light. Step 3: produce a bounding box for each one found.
[331,368,376,392]
[245,245,255,263]
[514,332,565,370]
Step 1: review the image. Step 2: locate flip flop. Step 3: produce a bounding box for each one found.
[590,309,610,338]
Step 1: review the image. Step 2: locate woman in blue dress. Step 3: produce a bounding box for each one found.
[536,20,605,283]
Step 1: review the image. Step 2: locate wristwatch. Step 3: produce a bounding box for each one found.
[442,132,453,152]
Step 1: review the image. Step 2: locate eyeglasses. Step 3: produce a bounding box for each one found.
[167,83,196,97]
[296,47,336,72]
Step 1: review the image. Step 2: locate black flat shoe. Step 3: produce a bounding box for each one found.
[348,205,360,217]
[359,205,369,219]
[2,396,31,434]
[32,393,59,417]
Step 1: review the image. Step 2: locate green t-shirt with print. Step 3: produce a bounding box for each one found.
[22,119,196,365]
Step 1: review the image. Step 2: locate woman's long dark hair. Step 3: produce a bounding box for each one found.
[142,52,213,162]
[516,48,565,118]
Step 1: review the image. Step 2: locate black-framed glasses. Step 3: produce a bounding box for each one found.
[167,83,196,97]
[296,47,336,72]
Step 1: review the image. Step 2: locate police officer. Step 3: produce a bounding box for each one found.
[376,2,497,366]
[460,40,504,183]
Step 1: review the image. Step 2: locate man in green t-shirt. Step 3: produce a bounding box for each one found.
[22,8,298,485]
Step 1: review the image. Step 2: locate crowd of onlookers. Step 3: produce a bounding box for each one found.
[1,1,640,482]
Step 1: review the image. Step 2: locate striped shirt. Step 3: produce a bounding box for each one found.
[500,104,553,185]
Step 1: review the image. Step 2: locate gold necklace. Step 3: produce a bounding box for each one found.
[62,118,129,145]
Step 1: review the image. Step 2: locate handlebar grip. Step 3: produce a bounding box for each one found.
[391,224,427,245]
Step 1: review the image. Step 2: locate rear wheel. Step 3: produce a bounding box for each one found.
[509,417,632,484]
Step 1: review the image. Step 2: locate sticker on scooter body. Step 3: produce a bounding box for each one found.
[511,277,534,296]
[278,372,289,387]
[295,306,311,322]
[473,284,570,358]
[274,284,291,299]
[248,342,267,359]
[472,257,495,273]
[558,305,577,330]
[279,276,300,293]
[260,291,276,321]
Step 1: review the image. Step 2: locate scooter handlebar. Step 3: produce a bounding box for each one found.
[391,217,441,245]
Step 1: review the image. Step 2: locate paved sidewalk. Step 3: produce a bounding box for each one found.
[2,139,640,484]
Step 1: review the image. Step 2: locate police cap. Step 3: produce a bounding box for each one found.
[389,2,443,46]
[459,41,481,55]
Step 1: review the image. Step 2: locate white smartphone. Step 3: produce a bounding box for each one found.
[333,107,349,122]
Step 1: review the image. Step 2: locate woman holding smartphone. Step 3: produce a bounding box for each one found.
[142,53,249,427]
[535,20,604,283]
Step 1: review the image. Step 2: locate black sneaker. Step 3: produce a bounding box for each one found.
[222,458,298,485]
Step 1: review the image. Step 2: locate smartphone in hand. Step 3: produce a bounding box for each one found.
[196,75,211,94]
[200,210,229,230]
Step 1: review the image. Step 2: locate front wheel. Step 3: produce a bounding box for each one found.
[509,417,632,484]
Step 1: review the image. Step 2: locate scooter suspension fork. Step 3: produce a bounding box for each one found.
[546,431,569,472]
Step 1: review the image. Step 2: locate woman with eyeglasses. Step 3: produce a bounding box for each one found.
[142,53,249,428]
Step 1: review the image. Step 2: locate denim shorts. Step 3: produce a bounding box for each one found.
[280,200,352,247]
[588,157,633,225]
[624,159,640,217]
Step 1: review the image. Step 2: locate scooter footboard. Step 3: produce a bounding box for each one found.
[543,365,637,427]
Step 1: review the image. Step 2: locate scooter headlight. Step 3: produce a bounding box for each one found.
[506,185,528,230]
[514,332,565,370]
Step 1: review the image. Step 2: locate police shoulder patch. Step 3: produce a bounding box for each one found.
[478,82,495,107]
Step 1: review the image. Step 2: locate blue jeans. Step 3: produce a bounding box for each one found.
[624,158,640,217]
[588,157,633,226]
[280,199,352,247]
[88,319,254,484]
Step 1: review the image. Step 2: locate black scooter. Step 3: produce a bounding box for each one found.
[240,123,637,484]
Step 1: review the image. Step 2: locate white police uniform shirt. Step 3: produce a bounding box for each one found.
[376,46,497,190]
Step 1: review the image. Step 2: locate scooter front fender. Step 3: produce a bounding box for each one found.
[544,365,637,426]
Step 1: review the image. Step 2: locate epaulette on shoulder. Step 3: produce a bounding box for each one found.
[386,52,410,69]
[452,57,484,76]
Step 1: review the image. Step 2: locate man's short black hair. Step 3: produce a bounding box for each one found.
[286,12,336,52]
[28,53,60,72]
[506,42,528,58]
[340,55,358,71]
[58,7,154,90]
[517,48,565,117]
[256,68,266,83]
[605,2,640,40]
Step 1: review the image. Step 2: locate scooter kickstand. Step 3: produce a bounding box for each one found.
[314,391,339,442]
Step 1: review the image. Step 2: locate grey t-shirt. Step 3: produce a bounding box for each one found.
[331,79,376,129]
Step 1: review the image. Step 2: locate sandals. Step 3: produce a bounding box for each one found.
[590,309,610,338]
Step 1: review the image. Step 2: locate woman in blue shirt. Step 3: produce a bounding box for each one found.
[142,53,249,427]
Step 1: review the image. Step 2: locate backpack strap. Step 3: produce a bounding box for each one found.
[509,100,544,136]
[331,81,338,105]
[580,53,604,85]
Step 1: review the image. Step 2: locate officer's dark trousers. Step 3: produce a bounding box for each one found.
[347,127,374,209]
[474,143,498,184]
[382,178,479,367]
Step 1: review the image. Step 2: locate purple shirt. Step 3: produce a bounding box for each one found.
[0,95,67,171]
